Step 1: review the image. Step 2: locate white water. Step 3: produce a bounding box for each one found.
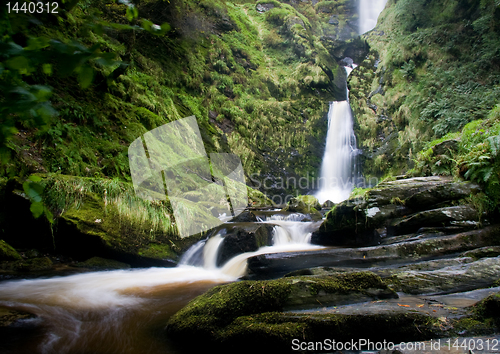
[316,100,358,204]
[0,217,323,353]
[359,0,388,34]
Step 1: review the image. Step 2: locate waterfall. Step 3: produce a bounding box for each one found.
[359,0,388,34]
[316,99,358,204]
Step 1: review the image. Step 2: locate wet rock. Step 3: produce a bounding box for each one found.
[229,211,258,223]
[462,246,500,260]
[366,176,453,205]
[76,257,131,270]
[256,3,275,12]
[217,224,274,266]
[285,257,476,278]
[250,225,500,279]
[0,307,41,353]
[387,256,500,295]
[404,182,481,210]
[388,205,479,236]
[312,177,482,246]
[0,240,22,261]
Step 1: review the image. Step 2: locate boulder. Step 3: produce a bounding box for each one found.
[229,211,258,223]
[0,240,22,261]
[432,139,459,155]
[388,205,479,236]
[217,224,274,266]
[282,196,323,221]
[76,257,131,270]
[256,2,276,12]
[404,181,481,210]
[312,177,482,247]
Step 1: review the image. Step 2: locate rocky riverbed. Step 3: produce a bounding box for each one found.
[166,177,500,353]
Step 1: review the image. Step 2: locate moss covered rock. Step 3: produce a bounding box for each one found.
[76,257,130,270]
[14,257,53,272]
[167,273,455,353]
[0,240,22,261]
[311,177,483,246]
[281,195,323,220]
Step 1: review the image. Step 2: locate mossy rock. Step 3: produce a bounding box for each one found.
[14,257,53,272]
[167,272,398,346]
[0,240,22,261]
[462,246,500,261]
[167,272,452,353]
[76,256,130,270]
[454,292,500,336]
[281,196,322,220]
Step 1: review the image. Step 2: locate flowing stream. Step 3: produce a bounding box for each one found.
[0,215,321,354]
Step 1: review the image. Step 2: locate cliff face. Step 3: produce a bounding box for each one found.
[349,0,500,181]
[1,0,368,198]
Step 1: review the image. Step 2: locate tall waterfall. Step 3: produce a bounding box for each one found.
[315,100,358,204]
[358,0,388,34]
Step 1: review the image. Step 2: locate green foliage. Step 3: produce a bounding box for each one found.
[23,175,53,222]
[410,105,500,213]
[352,0,500,180]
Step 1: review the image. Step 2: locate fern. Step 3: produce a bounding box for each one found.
[487,135,500,156]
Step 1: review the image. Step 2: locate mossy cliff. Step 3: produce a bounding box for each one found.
[0,0,370,262]
[1,0,367,197]
[350,0,500,194]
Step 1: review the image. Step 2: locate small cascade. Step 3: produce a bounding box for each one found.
[178,239,205,267]
[272,225,291,245]
[202,234,225,269]
[358,0,388,34]
[177,213,323,279]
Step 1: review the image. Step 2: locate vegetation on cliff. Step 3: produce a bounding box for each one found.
[350,0,500,188]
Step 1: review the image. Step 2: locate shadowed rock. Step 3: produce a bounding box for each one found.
[217,223,274,266]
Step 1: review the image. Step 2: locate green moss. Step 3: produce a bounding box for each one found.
[167,271,399,351]
[282,196,322,218]
[304,272,393,296]
[14,257,53,272]
[0,240,22,261]
[138,244,174,260]
[76,256,131,270]
[453,293,500,335]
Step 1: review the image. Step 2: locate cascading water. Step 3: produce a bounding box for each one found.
[315,0,388,204]
[358,0,388,34]
[0,214,322,354]
[315,99,358,204]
